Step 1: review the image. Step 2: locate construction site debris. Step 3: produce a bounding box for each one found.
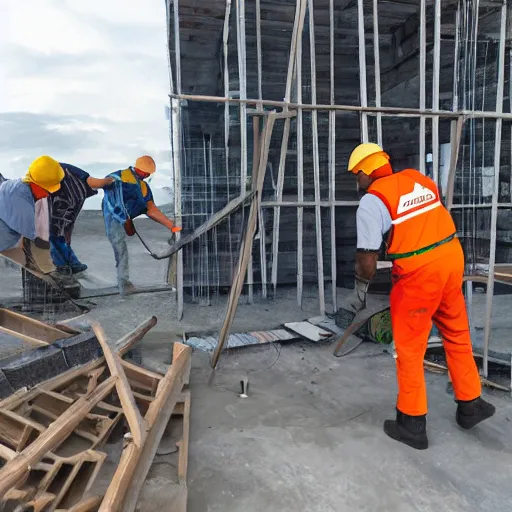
[0,316,191,512]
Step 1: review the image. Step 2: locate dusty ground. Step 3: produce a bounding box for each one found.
[70,287,512,512]
[2,213,512,511]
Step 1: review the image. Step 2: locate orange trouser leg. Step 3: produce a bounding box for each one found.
[390,267,441,416]
[432,246,481,402]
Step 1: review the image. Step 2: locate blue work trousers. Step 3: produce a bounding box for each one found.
[105,215,130,293]
[50,235,82,267]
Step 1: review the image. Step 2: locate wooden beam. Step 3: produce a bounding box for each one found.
[99,343,191,512]
[309,0,326,316]
[67,495,104,512]
[0,376,117,497]
[92,323,146,448]
[0,325,49,347]
[177,390,191,483]
[270,0,307,297]
[211,114,277,369]
[150,193,254,260]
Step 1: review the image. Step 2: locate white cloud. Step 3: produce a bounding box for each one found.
[1,0,172,208]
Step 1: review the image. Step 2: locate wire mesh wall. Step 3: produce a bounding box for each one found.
[166,0,511,371]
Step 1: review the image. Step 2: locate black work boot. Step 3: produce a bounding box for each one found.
[383,409,428,450]
[456,397,495,430]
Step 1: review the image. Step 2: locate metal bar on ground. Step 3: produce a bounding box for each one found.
[309,0,325,315]
[483,0,507,378]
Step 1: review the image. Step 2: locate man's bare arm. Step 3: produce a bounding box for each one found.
[146,200,176,231]
[355,251,379,280]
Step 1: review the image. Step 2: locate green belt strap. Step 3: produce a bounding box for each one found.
[387,233,456,261]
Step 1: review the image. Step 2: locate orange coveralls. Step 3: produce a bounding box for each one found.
[368,170,481,416]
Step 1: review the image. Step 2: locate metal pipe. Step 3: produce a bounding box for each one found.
[357,0,368,141]
[432,0,442,183]
[168,93,512,120]
[482,0,507,378]
[296,16,304,308]
[309,0,325,315]
[172,0,184,320]
[329,0,337,312]
[373,0,382,146]
[419,0,426,174]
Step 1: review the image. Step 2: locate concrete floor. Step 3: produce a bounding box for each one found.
[138,338,512,512]
[73,289,512,512]
[2,212,512,510]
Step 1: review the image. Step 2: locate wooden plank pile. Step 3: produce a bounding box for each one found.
[0,320,192,512]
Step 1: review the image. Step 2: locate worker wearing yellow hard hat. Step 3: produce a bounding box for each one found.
[102,155,181,296]
[347,142,494,450]
[0,156,65,252]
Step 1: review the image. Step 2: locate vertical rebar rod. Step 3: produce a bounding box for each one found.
[453,1,461,113]
[235,0,251,302]
[357,0,368,142]
[432,0,441,184]
[483,0,507,378]
[223,0,234,276]
[373,0,382,147]
[309,0,325,315]
[256,0,263,109]
[419,0,426,174]
[297,19,304,308]
[172,0,184,319]
[329,0,337,312]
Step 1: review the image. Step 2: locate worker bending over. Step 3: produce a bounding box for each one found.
[50,163,113,274]
[103,155,180,296]
[0,156,64,253]
[348,143,495,450]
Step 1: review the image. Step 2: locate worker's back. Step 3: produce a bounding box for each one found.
[368,169,458,272]
[0,179,36,251]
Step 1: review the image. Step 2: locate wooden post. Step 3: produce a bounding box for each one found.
[211,114,277,369]
[308,0,326,315]
[271,0,307,297]
[445,116,464,211]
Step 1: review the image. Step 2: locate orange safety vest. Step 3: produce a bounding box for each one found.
[368,169,456,260]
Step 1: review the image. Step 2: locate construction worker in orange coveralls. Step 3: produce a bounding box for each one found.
[347,143,495,450]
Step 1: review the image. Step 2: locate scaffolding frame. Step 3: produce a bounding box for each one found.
[166,0,511,376]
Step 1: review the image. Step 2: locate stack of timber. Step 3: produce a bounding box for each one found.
[0,319,192,512]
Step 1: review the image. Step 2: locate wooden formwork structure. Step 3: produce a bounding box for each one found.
[0,321,192,512]
[166,0,512,374]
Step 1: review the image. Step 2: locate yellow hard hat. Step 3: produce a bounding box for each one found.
[348,143,390,176]
[135,155,156,175]
[23,156,65,193]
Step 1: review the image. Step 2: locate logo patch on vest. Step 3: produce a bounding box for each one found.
[397,183,436,215]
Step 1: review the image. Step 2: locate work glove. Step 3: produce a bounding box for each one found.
[348,275,370,313]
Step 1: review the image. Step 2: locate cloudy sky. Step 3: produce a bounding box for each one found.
[1,0,172,207]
